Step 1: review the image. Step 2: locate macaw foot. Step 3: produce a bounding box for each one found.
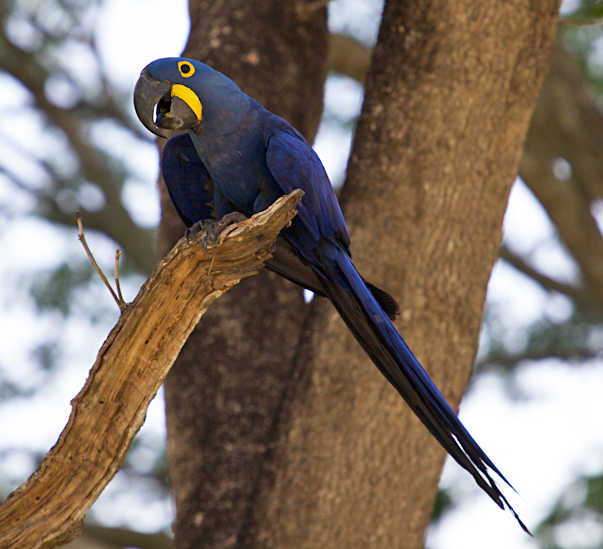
[186,212,248,249]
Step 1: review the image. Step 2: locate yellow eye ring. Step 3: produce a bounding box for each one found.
[178,61,195,78]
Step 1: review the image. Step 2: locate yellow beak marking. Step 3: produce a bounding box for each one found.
[171,84,202,121]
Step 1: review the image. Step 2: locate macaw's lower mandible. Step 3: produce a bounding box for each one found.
[134,57,529,533]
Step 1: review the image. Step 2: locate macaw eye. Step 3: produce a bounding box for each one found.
[178,61,195,78]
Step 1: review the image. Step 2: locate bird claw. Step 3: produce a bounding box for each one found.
[186,212,248,249]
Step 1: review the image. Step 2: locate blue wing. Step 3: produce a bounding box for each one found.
[161,133,215,226]
[263,120,351,267]
[160,132,341,303]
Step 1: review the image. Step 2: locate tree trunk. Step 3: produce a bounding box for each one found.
[159,2,328,548]
[161,1,560,548]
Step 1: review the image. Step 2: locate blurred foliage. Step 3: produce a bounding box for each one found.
[430,487,454,524]
[477,310,603,379]
[31,261,95,314]
[0,0,156,275]
[537,473,603,549]
[562,0,603,23]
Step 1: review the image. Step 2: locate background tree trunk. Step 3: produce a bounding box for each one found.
[161,1,560,548]
[159,2,328,548]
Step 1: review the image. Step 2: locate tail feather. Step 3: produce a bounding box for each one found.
[316,247,530,534]
[267,238,401,320]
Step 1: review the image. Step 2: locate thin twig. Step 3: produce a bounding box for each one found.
[115,249,125,305]
[76,211,123,310]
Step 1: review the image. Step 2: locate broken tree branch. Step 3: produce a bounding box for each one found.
[0,190,303,549]
[77,211,125,311]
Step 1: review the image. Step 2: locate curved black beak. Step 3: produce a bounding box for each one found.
[134,70,201,138]
[133,70,173,138]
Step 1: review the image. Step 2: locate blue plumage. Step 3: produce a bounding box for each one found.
[134,57,528,532]
[161,134,215,224]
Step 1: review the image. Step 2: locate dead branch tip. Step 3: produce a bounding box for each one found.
[77,211,127,311]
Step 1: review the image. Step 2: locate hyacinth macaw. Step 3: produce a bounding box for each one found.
[134,57,527,532]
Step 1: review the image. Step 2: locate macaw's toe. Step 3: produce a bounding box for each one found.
[186,212,248,250]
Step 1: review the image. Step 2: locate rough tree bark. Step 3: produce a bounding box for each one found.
[161,1,560,548]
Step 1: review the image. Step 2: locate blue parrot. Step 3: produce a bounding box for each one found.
[134,57,527,532]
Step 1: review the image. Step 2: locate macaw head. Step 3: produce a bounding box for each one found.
[133,57,249,138]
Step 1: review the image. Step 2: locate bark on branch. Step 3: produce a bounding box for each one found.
[0,190,303,549]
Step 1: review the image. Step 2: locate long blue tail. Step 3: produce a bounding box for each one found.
[315,245,529,533]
